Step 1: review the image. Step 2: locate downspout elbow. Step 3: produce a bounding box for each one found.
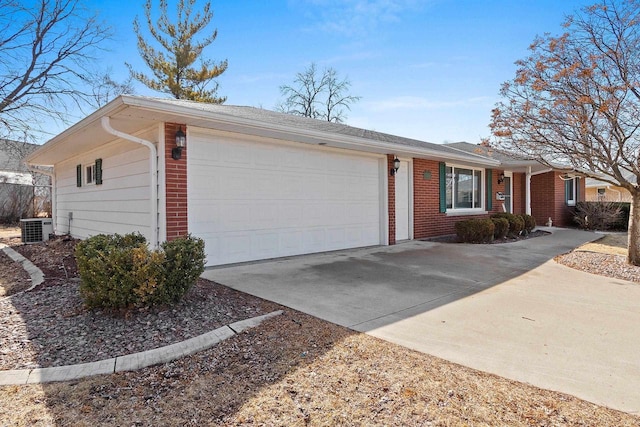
[100,116,159,248]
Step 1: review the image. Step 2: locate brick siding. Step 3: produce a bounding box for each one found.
[165,123,188,240]
[412,159,505,239]
[530,171,585,227]
[387,154,396,245]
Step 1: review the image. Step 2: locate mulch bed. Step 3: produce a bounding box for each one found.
[1,236,283,370]
[556,251,640,283]
[0,251,31,297]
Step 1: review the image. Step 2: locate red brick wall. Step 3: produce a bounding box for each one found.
[387,154,396,245]
[512,172,526,215]
[165,123,188,240]
[530,171,585,227]
[412,159,503,238]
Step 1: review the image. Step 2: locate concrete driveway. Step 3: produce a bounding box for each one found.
[202,228,640,414]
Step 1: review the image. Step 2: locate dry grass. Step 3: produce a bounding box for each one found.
[1,312,638,426]
[577,233,628,256]
[2,229,639,425]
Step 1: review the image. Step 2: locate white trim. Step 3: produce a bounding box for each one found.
[444,163,486,213]
[84,163,96,185]
[503,170,513,213]
[157,123,167,244]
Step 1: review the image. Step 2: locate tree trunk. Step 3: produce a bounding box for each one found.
[627,191,640,265]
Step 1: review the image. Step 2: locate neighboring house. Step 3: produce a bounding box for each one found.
[585,175,633,202]
[26,95,583,267]
[0,140,50,221]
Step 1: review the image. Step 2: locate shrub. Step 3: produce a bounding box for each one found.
[573,201,622,230]
[491,213,524,237]
[76,233,205,309]
[491,217,509,239]
[520,214,536,234]
[455,218,495,243]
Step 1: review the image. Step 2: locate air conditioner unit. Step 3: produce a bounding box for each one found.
[20,218,53,244]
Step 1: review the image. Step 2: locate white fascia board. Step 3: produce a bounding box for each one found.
[26,97,129,165]
[122,96,501,168]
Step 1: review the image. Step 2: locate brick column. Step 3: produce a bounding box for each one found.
[387,154,396,245]
[165,123,188,240]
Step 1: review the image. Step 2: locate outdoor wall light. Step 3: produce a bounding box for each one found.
[390,157,400,176]
[172,127,186,160]
[497,172,505,184]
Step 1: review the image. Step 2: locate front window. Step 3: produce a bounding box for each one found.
[565,177,577,206]
[85,164,95,185]
[446,165,483,210]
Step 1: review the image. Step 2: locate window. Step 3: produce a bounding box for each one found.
[565,177,578,206]
[85,164,95,185]
[445,165,483,211]
[597,188,606,201]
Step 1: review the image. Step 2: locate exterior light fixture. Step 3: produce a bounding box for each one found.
[497,172,505,184]
[390,157,400,176]
[172,127,186,160]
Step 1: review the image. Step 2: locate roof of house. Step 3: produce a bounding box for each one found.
[445,141,576,174]
[27,95,501,167]
[586,172,636,188]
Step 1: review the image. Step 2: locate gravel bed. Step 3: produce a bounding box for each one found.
[555,250,640,283]
[1,238,282,370]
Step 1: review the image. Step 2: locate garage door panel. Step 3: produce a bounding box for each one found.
[189,131,382,266]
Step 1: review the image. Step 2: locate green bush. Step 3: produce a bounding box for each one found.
[75,233,205,309]
[491,217,509,239]
[520,214,536,234]
[491,213,524,237]
[455,218,495,243]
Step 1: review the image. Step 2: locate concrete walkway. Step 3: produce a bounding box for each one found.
[203,228,640,414]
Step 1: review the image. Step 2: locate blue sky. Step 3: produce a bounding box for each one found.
[81,0,594,145]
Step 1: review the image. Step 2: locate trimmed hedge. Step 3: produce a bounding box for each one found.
[491,213,524,237]
[455,218,495,243]
[76,233,205,309]
[520,214,536,234]
[491,217,509,239]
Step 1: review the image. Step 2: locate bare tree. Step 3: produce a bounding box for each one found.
[489,0,640,264]
[86,70,135,110]
[0,0,111,140]
[277,63,361,123]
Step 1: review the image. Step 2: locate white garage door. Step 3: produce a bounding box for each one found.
[188,130,383,266]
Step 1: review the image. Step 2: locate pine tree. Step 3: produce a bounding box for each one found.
[127,0,228,103]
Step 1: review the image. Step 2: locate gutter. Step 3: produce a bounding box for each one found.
[121,96,502,167]
[100,116,159,248]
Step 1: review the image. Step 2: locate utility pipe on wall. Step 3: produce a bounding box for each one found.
[101,116,159,248]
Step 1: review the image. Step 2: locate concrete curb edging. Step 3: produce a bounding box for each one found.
[0,310,283,385]
[0,243,45,296]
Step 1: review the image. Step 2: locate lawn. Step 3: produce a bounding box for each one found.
[577,233,627,256]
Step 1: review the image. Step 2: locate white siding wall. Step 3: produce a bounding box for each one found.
[55,138,154,241]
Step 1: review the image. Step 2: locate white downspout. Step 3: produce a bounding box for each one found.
[101,116,158,248]
[526,166,532,216]
[25,164,56,234]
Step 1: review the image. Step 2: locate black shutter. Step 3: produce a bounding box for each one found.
[95,158,103,185]
[76,164,82,187]
[439,162,447,213]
